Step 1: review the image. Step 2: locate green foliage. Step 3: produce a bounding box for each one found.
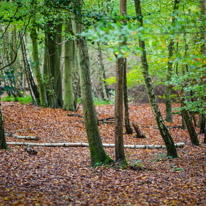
[170,66,206,115]
[129,159,143,168]
[93,97,112,106]
[2,95,32,104]
[151,152,166,162]
[171,165,183,172]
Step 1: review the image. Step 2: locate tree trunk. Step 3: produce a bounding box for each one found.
[115,58,127,167]
[114,0,128,168]
[199,115,205,134]
[0,99,7,149]
[134,0,178,158]
[200,0,206,136]
[204,120,206,144]
[181,103,200,145]
[20,35,39,104]
[72,1,112,167]
[63,19,75,111]
[96,41,109,100]
[55,23,63,107]
[30,6,47,106]
[43,21,63,108]
[123,59,133,134]
[165,0,180,123]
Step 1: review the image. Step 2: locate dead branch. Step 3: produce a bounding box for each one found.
[67,113,83,118]
[6,142,185,148]
[98,117,115,124]
[5,132,40,140]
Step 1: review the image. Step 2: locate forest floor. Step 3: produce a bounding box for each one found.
[0,102,205,205]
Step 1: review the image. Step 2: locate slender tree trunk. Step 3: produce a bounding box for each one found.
[115,57,127,167]
[181,104,200,145]
[204,120,206,144]
[55,23,63,107]
[200,0,206,135]
[123,59,133,134]
[134,0,178,158]
[20,35,39,104]
[30,6,47,106]
[10,26,23,97]
[72,1,112,167]
[165,0,180,123]
[63,19,75,111]
[96,41,109,100]
[114,0,128,168]
[0,99,7,149]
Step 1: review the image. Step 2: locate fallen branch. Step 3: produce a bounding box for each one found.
[6,142,185,148]
[98,117,115,124]
[5,132,40,140]
[67,113,83,118]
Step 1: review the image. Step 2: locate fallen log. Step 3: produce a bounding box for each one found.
[5,132,40,140]
[6,142,185,148]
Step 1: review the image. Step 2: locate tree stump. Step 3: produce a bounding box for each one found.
[132,122,146,138]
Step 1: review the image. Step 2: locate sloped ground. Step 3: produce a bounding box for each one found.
[0,102,205,205]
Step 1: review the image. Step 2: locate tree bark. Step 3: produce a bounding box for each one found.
[200,0,206,135]
[63,19,75,111]
[0,99,7,149]
[30,1,47,106]
[204,120,206,144]
[72,0,112,167]
[181,103,200,145]
[20,35,39,104]
[114,0,128,168]
[123,59,133,134]
[43,21,62,108]
[134,0,178,158]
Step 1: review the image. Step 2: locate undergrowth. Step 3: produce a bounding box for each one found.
[1,95,32,104]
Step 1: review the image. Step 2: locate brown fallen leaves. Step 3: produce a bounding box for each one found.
[0,102,205,205]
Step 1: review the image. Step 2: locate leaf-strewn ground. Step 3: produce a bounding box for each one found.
[0,102,205,205]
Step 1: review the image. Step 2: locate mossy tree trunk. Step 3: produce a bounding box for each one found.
[30,0,47,106]
[63,19,75,111]
[0,99,7,149]
[44,21,63,108]
[134,0,178,158]
[72,0,112,167]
